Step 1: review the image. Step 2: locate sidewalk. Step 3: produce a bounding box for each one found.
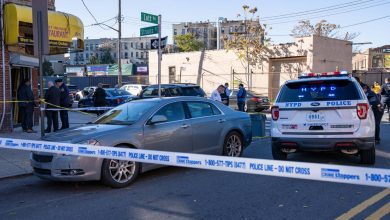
[0,111,96,179]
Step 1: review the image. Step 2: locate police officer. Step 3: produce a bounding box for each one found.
[221,82,231,106]
[17,78,36,133]
[363,85,383,144]
[237,83,247,112]
[210,85,224,102]
[55,79,70,129]
[93,83,107,116]
[380,78,390,121]
[44,81,60,133]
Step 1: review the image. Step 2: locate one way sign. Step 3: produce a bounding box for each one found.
[151,37,167,50]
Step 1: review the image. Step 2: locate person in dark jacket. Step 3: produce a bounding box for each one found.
[55,79,70,129]
[93,83,107,116]
[380,78,390,120]
[363,85,383,143]
[17,78,36,133]
[44,81,60,133]
[237,83,247,112]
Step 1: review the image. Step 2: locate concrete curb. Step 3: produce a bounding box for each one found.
[0,172,33,181]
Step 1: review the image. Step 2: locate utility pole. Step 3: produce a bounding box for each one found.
[157,15,162,98]
[117,0,122,87]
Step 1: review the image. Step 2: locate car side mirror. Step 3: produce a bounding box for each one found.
[149,115,168,125]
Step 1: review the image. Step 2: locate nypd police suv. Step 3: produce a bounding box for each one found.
[271,71,376,164]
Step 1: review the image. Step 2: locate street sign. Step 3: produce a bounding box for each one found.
[141,12,158,24]
[140,25,159,36]
[150,36,167,50]
[383,48,390,53]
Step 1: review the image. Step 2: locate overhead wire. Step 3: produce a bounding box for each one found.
[80,0,110,30]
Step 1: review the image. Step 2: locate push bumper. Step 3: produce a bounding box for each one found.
[272,137,375,151]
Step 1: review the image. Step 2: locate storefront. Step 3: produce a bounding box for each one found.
[0,2,84,131]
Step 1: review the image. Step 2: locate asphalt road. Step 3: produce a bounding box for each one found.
[0,122,389,219]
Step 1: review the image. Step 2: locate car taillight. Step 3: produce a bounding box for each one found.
[271,106,279,121]
[251,97,260,102]
[357,103,368,119]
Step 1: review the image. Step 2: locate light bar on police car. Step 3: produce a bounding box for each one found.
[298,71,349,79]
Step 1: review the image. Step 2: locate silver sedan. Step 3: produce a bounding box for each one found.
[31,97,252,188]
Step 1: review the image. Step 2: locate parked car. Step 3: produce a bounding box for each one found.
[78,88,134,108]
[120,84,148,96]
[75,86,97,101]
[229,90,270,112]
[31,97,252,187]
[139,84,206,99]
[271,71,376,164]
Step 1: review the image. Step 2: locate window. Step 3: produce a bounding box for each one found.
[136,52,139,58]
[146,52,149,58]
[141,52,144,58]
[168,88,180,96]
[90,44,94,50]
[113,43,116,48]
[277,80,361,102]
[140,43,144,49]
[125,52,128,59]
[145,42,149,49]
[113,53,116,59]
[93,102,157,125]
[154,102,185,122]
[135,42,139,49]
[221,27,225,34]
[95,53,99,59]
[174,29,177,35]
[187,102,215,118]
[131,52,133,57]
[211,104,222,115]
[181,29,185,35]
[124,43,128,50]
[85,44,89,51]
[142,88,165,98]
[86,53,89,59]
[131,42,133,48]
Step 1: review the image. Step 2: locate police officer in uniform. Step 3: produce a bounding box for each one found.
[17,78,36,133]
[55,79,70,129]
[44,81,60,133]
[380,78,390,121]
[363,85,383,143]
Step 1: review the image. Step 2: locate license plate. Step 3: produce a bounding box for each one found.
[306,112,325,121]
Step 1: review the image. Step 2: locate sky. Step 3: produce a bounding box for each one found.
[56,0,390,50]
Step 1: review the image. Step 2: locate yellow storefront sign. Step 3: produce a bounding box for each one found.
[4,3,83,48]
[385,54,390,68]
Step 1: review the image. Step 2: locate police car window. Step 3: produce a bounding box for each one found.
[154,102,185,122]
[277,80,360,102]
[187,102,214,118]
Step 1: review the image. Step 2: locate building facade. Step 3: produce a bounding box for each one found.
[172,19,261,50]
[149,35,352,100]
[353,45,390,71]
[69,37,155,66]
[0,0,83,132]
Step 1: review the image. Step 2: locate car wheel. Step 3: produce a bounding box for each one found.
[75,94,80,101]
[360,147,375,165]
[101,146,140,188]
[272,144,287,160]
[223,131,243,157]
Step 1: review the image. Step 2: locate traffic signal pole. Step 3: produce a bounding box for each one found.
[117,0,122,87]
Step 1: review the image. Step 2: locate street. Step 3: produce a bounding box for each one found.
[0,116,388,220]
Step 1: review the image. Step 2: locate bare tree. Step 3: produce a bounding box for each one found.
[223,5,268,89]
[292,20,359,40]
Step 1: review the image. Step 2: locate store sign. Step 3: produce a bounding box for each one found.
[87,65,108,76]
[137,66,148,73]
[66,67,84,76]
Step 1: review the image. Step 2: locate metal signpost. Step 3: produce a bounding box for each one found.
[140,12,162,98]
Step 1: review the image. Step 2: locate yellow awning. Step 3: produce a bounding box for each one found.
[4,3,84,48]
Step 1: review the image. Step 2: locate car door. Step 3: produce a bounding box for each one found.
[186,101,226,154]
[143,101,193,153]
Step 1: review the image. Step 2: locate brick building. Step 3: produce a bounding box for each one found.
[0,0,83,132]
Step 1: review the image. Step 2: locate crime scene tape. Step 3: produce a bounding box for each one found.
[0,137,389,188]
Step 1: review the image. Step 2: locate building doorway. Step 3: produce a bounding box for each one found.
[11,67,32,127]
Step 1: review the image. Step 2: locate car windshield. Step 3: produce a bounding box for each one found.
[93,101,157,125]
[277,79,361,102]
[106,89,131,96]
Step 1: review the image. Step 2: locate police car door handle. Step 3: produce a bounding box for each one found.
[181,124,190,129]
[218,119,226,123]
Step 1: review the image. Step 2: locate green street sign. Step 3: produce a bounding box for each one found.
[141,12,158,24]
[140,25,159,36]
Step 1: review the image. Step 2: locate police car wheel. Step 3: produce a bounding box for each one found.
[101,146,140,188]
[223,132,243,157]
[271,144,288,160]
[360,148,375,165]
